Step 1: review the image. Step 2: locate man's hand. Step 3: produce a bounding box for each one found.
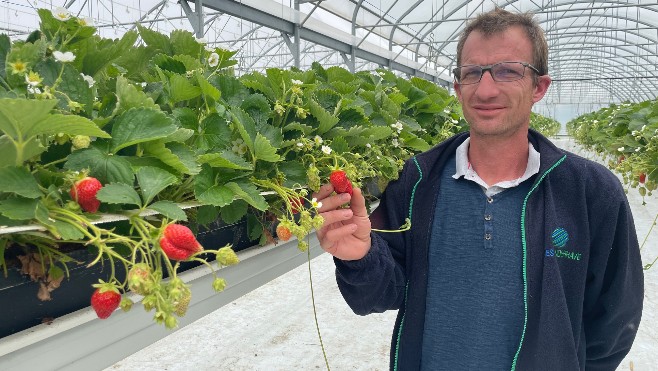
[314,183,372,261]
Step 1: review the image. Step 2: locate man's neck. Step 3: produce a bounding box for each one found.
[467,131,529,186]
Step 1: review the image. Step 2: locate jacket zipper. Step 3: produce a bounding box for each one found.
[510,154,566,371]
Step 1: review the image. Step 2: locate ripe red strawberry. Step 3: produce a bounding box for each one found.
[91,287,121,319]
[330,170,353,196]
[639,173,646,184]
[276,224,292,241]
[291,196,304,214]
[160,224,203,261]
[70,177,102,212]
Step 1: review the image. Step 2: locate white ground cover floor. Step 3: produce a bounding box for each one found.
[106,137,657,371]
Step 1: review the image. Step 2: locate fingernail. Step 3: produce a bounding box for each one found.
[341,193,350,201]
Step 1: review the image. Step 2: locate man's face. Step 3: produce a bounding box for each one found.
[454,26,551,139]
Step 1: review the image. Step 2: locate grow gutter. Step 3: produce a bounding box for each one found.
[0,232,325,370]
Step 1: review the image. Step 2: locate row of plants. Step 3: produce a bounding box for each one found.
[0,8,468,331]
[567,100,658,268]
[529,112,561,137]
[567,100,658,199]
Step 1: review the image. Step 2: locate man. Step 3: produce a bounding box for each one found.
[314,7,643,371]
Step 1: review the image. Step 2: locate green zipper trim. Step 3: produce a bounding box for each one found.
[393,157,423,371]
[393,282,410,371]
[409,157,423,222]
[510,154,566,371]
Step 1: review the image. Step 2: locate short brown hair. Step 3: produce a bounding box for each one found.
[455,7,548,81]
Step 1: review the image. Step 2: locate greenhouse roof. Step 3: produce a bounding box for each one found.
[2,0,657,107]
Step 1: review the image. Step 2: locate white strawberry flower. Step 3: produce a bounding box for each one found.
[53,51,76,63]
[392,138,399,148]
[618,147,625,152]
[366,143,372,148]
[321,145,332,155]
[25,71,42,86]
[313,135,323,146]
[53,7,71,21]
[80,73,95,87]
[196,37,208,44]
[79,17,94,26]
[391,122,403,133]
[291,79,303,85]
[207,52,219,67]
[311,198,322,209]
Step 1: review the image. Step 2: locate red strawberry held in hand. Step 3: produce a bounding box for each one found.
[90,284,121,319]
[159,224,203,261]
[330,169,353,196]
[70,177,102,213]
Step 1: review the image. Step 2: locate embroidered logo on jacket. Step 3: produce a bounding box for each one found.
[545,227,581,261]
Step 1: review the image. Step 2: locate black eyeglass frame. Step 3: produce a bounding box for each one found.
[452,61,542,85]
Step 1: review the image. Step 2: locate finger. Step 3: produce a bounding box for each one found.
[350,187,369,218]
[318,208,354,227]
[312,183,334,201]
[317,192,351,213]
[321,223,358,245]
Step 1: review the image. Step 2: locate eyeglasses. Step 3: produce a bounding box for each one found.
[452,61,541,85]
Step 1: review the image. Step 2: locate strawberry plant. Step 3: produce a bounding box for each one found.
[0,7,466,335]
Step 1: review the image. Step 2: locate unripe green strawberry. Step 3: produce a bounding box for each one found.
[127,263,152,295]
[212,277,226,292]
[70,176,102,213]
[330,169,353,196]
[216,246,239,266]
[71,135,91,150]
[90,285,121,319]
[307,165,320,191]
[276,224,292,241]
[173,290,192,317]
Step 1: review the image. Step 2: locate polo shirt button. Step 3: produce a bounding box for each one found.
[487,197,494,203]
[484,214,492,221]
[484,233,492,240]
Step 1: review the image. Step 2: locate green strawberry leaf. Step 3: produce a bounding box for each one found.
[198,151,253,170]
[225,181,268,211]
[220,199,247,224]
[195,205,219,226]
[231,107,256,151]
[147,200,187,221]
[309,99,339,134]
[110,108,177,153]
[171,29,202,57]
[64,146,134,185]
[0,197,41,220]
[28,113,110,139]
[197,185,234,207]
[253,133,280,162]
[197,72,221,101]
[136,166,178,206]
[142,140,199,175]
[96,183,142,207]
[0,166,43,198]
[137,25,173,54]
[0,98,56,140]
[50,220,85,241]
[169,74,201,102]
[0,136,45,167]
[115,76,159,113]
[246,214,263,241]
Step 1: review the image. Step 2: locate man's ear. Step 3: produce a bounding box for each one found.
[454,81,463,102]
[532,75,552,103]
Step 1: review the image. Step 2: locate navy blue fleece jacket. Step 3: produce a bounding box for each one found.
[334,129,644,371]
